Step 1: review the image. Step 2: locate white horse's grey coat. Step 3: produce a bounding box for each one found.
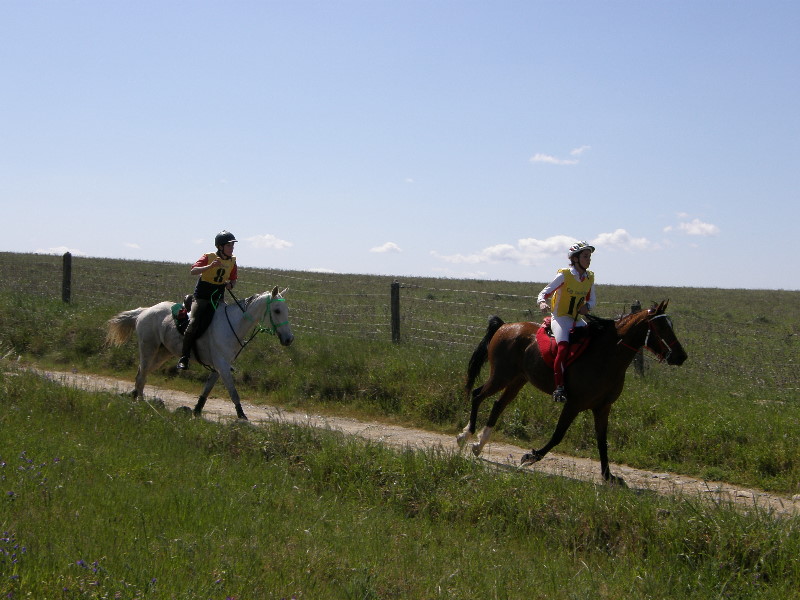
[106,286,293,419]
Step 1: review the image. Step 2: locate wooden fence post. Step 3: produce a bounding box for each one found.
[630,300,644,375]
[390,280,401,343]
[62,252,72,303]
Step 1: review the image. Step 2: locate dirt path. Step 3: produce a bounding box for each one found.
[33,368,800,518]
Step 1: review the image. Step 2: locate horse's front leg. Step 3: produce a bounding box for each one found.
[217,366,247,420]
[521,403,579,465]
[593,403,626,487]
[193,372,220,417]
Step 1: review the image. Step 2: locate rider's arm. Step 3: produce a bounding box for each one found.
[537,273,565,311]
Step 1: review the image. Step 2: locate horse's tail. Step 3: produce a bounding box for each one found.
[464,315,505,399]
[105,308,146,346]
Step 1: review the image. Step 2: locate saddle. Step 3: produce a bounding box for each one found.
[535,316,593,369]
[170,295,194,335]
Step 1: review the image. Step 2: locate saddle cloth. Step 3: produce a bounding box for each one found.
[535,317,592,369]
[170,295,194,335]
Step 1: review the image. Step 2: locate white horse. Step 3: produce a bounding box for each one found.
[106,286,293,420]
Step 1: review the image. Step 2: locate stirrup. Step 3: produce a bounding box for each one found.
[553,386,567,403]
[176,356,190,370]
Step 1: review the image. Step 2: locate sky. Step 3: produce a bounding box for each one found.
[2,1,799,290]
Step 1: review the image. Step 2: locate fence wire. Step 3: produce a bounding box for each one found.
[1,252,797,400]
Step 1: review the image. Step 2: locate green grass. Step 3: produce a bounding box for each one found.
[2,370,799,599]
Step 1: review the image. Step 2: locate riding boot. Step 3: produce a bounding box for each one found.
[177,324,198,370]
[553,341,569,402]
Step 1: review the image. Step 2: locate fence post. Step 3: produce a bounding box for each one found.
[390,280,401,343]
[62,252,72,303]
[630,300,644,375]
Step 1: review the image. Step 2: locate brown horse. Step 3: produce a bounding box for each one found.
[457,300,687,485]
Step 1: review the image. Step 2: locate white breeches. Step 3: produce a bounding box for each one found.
[550,315,587,344]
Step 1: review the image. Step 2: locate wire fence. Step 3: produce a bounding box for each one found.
[1,252,797,398]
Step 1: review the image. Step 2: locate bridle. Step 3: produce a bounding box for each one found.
[618,313,678,363]
[225,290,290,353]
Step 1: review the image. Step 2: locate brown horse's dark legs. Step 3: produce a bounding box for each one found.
[465,377,527,456]
[521,404,580,465]
[457,383,495,449]
[486,377,526,429]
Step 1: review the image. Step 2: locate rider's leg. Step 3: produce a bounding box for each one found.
[177,298,213,370]
[550,316,572,402]
[553,341,569,402]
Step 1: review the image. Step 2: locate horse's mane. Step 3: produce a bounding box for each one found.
[612,308,652,335]
[585,313,616,333]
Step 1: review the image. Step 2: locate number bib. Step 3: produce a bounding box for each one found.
[194,253,236,301]
[198,252,236,285]
[552,268,594,318]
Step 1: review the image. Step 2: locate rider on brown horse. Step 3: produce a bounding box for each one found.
[537,241,596,403]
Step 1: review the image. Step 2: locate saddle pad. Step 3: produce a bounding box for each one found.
[535,317,591,369]
[171,303,190,335]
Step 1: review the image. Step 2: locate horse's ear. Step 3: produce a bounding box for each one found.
[657,300,669,314]
[280,287,289,296]
[271,285,279,298]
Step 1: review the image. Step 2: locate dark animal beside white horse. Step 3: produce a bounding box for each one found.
[106,286,292,420]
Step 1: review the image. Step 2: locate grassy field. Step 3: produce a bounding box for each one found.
[0,253,797,496]
[1,254,799,598]
[2,370,799,599]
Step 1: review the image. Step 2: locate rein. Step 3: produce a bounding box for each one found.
[225,289,289,357]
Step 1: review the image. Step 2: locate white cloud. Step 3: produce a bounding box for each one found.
[35,246,86,256]
[592,229,653,250]
[245,234,293,250]
[664,216,719,236]
[678,218,720,236]
[432,230,656,268]
[431,234,576,267]
[570,145,591,156]
[124,242,140,249]
[530,145,590,166]
[370,242,402,254]
[530,153,578,166]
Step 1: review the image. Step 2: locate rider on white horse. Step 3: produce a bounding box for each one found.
[177,230,239,370]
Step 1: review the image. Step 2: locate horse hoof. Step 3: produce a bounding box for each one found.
[456,431,472,449]
[175,406,193,416]
[609,475,628,488]
[470,443,482,457]
[520,452,542,466]
[236,411,248,420]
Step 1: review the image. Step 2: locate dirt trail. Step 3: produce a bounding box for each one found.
[32,368,800,518]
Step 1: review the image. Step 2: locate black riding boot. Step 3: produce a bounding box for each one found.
[177,325,198,370]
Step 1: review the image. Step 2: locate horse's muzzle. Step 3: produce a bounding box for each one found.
[667,347,688,366]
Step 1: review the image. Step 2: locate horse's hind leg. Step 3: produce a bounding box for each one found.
[193,372,220,417]
[133,344,172,399]
[470,376,526,457]
[457,378,504,449]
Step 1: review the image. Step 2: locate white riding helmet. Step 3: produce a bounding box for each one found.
[568,241,595,259]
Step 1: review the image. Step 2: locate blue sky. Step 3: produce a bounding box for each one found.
[3,1,799,290]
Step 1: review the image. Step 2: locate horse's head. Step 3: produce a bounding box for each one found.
[267,286,294,347]
[644,300,687,366]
